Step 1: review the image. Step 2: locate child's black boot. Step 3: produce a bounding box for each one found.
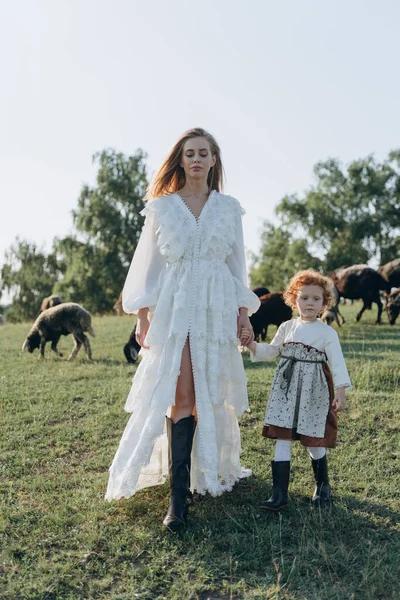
[311,454,331,503]
[260,460,290,510]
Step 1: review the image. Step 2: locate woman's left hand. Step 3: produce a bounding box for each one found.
[237,309,254,346]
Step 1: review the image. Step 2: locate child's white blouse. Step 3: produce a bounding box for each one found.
[251,318,352,390]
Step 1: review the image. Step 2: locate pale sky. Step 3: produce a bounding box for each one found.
[1,0,400,282]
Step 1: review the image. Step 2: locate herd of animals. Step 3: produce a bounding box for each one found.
[3,258,398,362]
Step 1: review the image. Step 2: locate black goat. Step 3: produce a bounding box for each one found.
[250,292,292,341]
[124,323,141,363]
[330,265,390,324]
[252,286,270,298]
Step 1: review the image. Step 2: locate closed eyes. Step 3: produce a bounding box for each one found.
[185,151,209,157]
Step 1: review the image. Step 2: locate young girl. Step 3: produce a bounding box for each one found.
[242,270,351,510]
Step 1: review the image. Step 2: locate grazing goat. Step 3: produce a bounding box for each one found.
[379,258,400,289]
[40,295,63,313]
[252,286,270,298]
[386,288,400,325]
[251,287,271,340]
[113,291,124,316]
[250,292,292,342]
[321,309,336,327]
[123,323,141,363]
[22,303,95,360]
[321,286,345,327]
[330,264,390,324]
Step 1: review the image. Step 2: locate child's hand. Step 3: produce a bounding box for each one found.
[247,341,256,353]
[239,327,256,353]
[333,387,346,411]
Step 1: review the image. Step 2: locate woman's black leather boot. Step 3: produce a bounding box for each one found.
[163,415,196,531]
[260,460,290,511]
[311,454,331,503]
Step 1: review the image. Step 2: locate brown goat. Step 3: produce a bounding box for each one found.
[330,265,390,324]
[23,303,95,360]
[321,286,345,327]
[40,295,63,313]
[379,258,400,289]
[113,291,124,316]
[386,288,400,325]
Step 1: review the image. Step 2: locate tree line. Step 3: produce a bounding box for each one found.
[249,151,400,290]
[0,149,148,322]
[1,149,399,322]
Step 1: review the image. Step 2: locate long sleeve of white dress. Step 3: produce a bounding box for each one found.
[122,210,166,314]
[226,212,260,317]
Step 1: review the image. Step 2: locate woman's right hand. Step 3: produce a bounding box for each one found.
[136,309,150,349]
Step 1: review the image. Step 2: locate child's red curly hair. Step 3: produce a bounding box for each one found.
[283,269,334,310]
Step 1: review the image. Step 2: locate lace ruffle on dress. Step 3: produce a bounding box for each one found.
[105,191,260,500]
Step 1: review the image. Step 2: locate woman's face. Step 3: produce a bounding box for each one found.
[296,285,324,321]
[180,137,216,182]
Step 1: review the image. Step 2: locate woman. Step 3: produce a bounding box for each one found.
[105,128,260,530]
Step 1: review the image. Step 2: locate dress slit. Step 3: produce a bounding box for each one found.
[173,337,197,419]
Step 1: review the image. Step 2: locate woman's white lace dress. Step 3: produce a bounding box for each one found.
[105,191,260,500]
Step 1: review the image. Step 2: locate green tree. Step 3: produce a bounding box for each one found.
[55,148,148,312]
[52,237,125,314]
[73,148,148,265]
[2,148,149,320]
[0,239,61,322]
[249,222,321,291]
[275,152,400,270]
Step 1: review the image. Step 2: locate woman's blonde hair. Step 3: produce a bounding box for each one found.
[146,128,224,200]
[283,269,334,310]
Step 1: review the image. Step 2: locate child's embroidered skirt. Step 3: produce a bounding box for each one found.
[262,342,337,448]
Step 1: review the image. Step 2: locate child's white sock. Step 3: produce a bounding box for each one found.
[274,440,292,462]
[307,447,326,460]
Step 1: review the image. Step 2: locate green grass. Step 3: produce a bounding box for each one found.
[1,305,399,600]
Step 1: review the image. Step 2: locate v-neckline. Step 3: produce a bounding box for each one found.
[175,190,214,224]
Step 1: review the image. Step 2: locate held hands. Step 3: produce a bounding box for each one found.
[333,387,346,412]
[240,327,256,353]
[136,309,150,349]
[138,307,256,351]
[237,308,255,347]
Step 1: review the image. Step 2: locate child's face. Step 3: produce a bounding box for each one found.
[296,285,324,321]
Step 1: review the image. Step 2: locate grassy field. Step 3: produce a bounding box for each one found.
[1,304,399,600]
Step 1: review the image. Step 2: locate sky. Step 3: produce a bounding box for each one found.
[1,0,400,291]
